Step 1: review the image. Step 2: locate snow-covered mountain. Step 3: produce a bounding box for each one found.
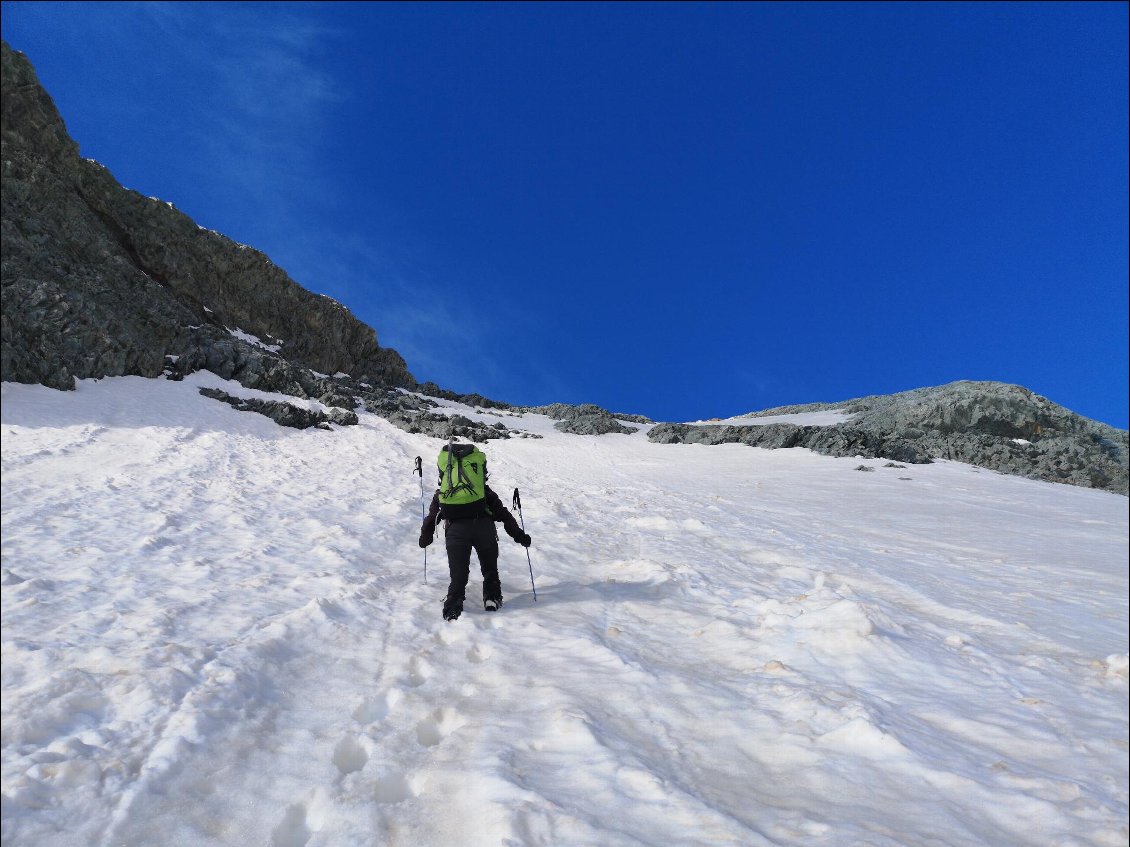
[1,38,1128,847]
[653,381,1129,495]
[2,375,1127,846]
[2,39,1127,495]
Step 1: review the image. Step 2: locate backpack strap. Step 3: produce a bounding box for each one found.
[441,440,478,499]
[443,440,455,496]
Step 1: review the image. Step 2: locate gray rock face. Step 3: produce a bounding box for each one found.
[650,381,1128,495]
[198,387,357,429]
[416,382,513,410]
[524,403,642,435]
[0,42,619,442]
[1,41,413,394]
[358,392,514,441]
[6,41,1123,499]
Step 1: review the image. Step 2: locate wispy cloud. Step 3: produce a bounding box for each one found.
[11,2,544,401]
[126,4,542,397]
[270,227,537,394]
[136,2,344,201]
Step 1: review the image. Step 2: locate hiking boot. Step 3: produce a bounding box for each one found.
[443,596,463,621]
[484,597,502,612]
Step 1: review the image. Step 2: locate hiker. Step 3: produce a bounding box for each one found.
[419,441,532,621]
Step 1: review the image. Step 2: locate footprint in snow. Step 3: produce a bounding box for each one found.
[271,793,330,846]
[333,735,368,775]
[467,643,492,663]
[415,707,465,747]
[373,772,419,805]
[407,655,433,687]
[435,626,467,646]
[271,803,311,847]
[352,688,402,723]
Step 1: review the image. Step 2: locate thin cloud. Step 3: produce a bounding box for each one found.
[262,225,550,401]
[119,4,538,398]
[136,2,345,200]
[272,229,506,385]
[8,2,545,403]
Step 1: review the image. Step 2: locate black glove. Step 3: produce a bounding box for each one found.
[517,532,532,547]
[419,531,433,548]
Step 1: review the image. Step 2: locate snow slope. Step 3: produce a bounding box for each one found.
[686,410,855,427]
[2,375,1127,847]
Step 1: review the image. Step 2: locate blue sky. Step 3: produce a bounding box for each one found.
[3,2,1127,427]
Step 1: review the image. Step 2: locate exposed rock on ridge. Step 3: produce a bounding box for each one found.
[198,387,358,430]
[0,42,642,443]
[521,403,643,435]
[0,42,546,441]
[650,381,1128,495]
[4,41,1126,496]
[1,41,412,394]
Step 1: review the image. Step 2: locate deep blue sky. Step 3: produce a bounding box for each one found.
[3,2,1127,426]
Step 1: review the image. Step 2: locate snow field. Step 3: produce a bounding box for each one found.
[2,374,1127,846]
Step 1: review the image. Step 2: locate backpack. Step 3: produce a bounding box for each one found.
[437,441,488,518]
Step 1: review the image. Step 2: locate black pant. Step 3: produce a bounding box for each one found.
[444,516,502,605]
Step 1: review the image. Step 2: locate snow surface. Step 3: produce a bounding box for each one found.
[226,328,283,353]
[1,375,1127,847]
[687,410,855,427]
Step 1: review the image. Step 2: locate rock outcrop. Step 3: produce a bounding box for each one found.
[523,403,642,435]
[4,42,1126,494]
[1,41,413,394]
[198,387,358,429]
[650,381,1128,495]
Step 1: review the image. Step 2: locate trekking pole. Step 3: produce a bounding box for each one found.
[414,456,427,585]
[512,488,537,602]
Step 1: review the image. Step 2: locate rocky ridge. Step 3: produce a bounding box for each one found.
[521,403,647,435]
[1,41,413,393]
[3,42,1126,493]
[2,45,408,399]
[1,41,537,443]
[650,381,1128,495]
[1,41,647,445]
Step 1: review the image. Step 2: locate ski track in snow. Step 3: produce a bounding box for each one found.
[1,375,1127,847]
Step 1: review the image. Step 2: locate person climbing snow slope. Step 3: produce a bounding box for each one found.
[419,440,532,621]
